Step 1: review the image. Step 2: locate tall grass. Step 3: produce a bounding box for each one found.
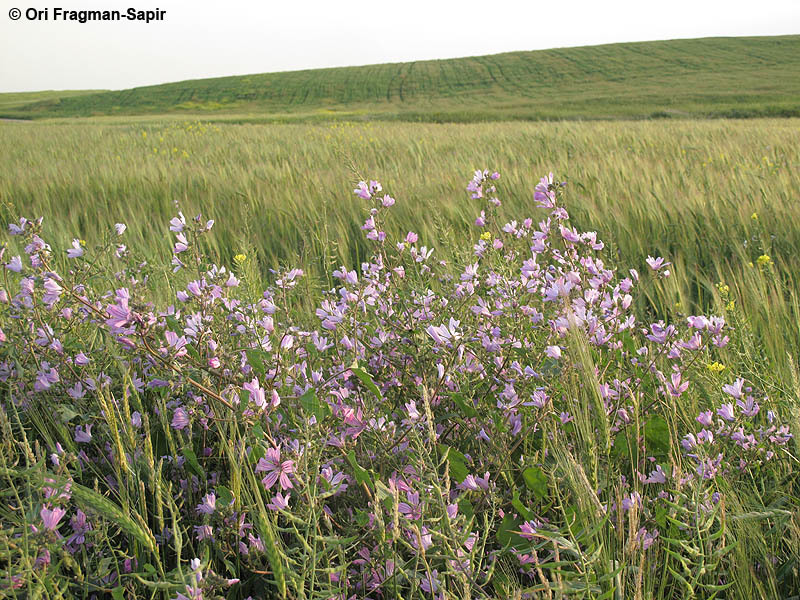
[2,117,798,380]
[1,133,799,597]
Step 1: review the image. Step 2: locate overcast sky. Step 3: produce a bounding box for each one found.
[1,0,798,93]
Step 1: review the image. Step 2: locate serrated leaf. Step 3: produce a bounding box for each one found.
[355,509,370,527]
[458,497,474,521]
[185,343,200,361]
[375,480,394,512]
[621,329,637,355]
[223,558,237,576]
[655,504,667,529]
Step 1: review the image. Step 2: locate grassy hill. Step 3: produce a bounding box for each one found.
[3,35,799,121]
[0,90,106,114]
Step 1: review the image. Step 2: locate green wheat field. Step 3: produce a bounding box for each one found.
[3,117,799,376]
[1,34,800,599]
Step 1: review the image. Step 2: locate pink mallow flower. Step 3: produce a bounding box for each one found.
[256,447,294,491]
[6,255,23,272]
[267,492,291,511]
[171,407,189,430]
[40,506,67,532]
[66,239,84,258]
[196,493,216,515]
[457,472,491,492]
[722,378,745,400]
[74,424,92,443]
[717,403,736,422]
[646,256,670,271]
[643,465,667,484]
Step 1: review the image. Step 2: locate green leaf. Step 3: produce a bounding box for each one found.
[458,497,474,521]
[346,450,374,491]
[13,358,25,378]
[621,329,638,355]
[611,430,631,460]
[182,447,205,478]
[246,349,268,379]
[645,415,671,457]
[512,490,536,521]
[375,480,395,512]
[655,504,668,529]
[437,444,469,482]
[522,466,548,501]
[216,485,233,506]
[112,587,125,600]
[165,315,182,332]
[249,445,265,464]
[349,365,382,400]
[299,388,331,421]
[452,393,478,418]
[256,513,287,599]
[57,405,81,423]
[496,514,527,549]
[223,558,238,576]
[492,572,513,597]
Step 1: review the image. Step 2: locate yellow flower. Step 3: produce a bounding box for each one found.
[480,231,492,241]
[79,239,86,246]
[757,254,772,267]
[233,253,246,264]
[726,300,735,311]
[751,212,758,221]
[706,362,725,373]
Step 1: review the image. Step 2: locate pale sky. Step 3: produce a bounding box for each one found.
[1,0,798,93]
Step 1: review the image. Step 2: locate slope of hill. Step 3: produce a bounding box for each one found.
[0,90,106,114]
[3,36,799,121]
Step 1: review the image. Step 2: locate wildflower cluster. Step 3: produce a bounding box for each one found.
[0,171,795,598]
